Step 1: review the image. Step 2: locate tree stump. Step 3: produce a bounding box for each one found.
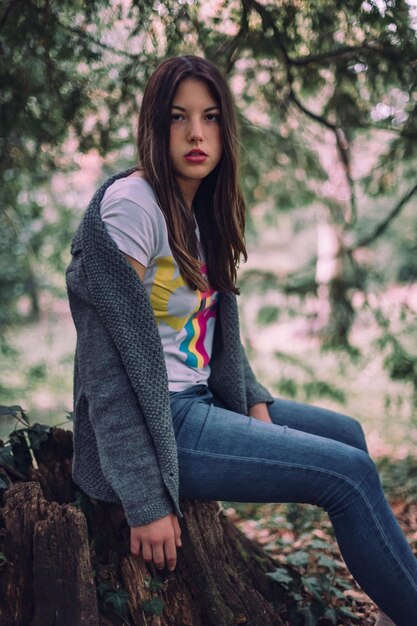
[0,427,288,625]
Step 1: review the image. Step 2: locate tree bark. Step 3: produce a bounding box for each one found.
[315,219,354,347]
[0,427,287,626]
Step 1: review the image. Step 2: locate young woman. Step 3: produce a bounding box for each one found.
[66,55,417,626]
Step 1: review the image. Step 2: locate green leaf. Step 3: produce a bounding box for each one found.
[301,575,324,602]
[275,378,298,399]
[323,607,338,624]
[104,588,130,618]
[316,553,337,571]
[0,446,15,470]
[303,381,346,404]
[27,423,50,450]
[96,581,114,596]
[266,568,294,589]
[0,405,28,422]
[149,578,165,591]
[257,305,280,326]
[286,550,309,567]
[142,597,164,616]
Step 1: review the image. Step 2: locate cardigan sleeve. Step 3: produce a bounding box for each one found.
[67,278,177,527]
[240,342,275,409]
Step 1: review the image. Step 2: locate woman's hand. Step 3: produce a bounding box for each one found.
[249,402,273,423]
[130,512,182,571]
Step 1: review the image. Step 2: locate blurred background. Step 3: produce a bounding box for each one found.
[1,0,417,456]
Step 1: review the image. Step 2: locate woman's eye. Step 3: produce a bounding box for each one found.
[170,113,184,122]
[206,114,220,122]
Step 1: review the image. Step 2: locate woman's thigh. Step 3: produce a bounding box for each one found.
[171,390,374,505]
[267,398,368,452]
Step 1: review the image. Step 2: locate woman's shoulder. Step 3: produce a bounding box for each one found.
[100,171,164,223]
[102,171,155,204]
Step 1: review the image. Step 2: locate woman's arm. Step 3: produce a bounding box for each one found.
[240,342,275,411]
[249,402,273,423]
[120,251,183,570]
[121,251,146,281]
[69,289,175,526]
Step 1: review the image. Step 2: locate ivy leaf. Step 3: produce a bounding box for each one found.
[0,405,26,419]
[317,553,337,571]
[96,581,114,596]
[0,477,9,490]
[301,575,324,602]
[142,597,164,616]
[0,446,15,470]
[104,588,130,618]
[286,550,309,567]
[27,423,51,450]
[149,578,165,591]
[266,568,294,589]
[323,607,338,624]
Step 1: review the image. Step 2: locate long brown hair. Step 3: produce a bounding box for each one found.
[136,55,247,294]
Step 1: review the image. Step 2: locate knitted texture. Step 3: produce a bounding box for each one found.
[66,168,274,526]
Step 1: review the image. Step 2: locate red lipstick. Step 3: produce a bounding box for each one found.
[184,148,208,163]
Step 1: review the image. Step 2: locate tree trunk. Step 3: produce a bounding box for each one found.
[315,220,354,347]
[0,427,288,626]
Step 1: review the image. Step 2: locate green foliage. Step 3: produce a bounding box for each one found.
[96,581,131,623]
[141,597,165,616]
[257,305,280,325]
[303,381,346,404]
[103,589,131,620]
[272,354,347,405]
[372,303,417,403]
[265,509,360,625]
[275,377,299,399]
[1,0,416,335]
[378,455,417,503]
[0,405,62,491]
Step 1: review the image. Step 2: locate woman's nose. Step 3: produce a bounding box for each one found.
[187,118,203,142]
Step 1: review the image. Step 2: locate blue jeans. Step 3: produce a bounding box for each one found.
[169,384,417,626]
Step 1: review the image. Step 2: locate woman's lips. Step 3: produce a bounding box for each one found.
[184,154,208,163]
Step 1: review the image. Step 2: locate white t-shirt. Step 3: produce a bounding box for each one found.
[100,176,219,391]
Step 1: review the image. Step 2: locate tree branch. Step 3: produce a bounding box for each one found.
[57,21,144,60]
[351,182,417,250]
[289,41,403,67]
[190,4,248,75]
[245,0,356,223]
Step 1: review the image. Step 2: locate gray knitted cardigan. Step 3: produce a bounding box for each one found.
[65,168,274,527]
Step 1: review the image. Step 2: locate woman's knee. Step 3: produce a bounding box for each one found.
[325,447,381,513]
[345,416,368,453]
[304,439,379,513]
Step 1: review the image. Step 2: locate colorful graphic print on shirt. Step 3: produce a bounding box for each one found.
[149,256,218,368]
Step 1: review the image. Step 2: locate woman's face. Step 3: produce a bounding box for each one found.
[169,78,222,197]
